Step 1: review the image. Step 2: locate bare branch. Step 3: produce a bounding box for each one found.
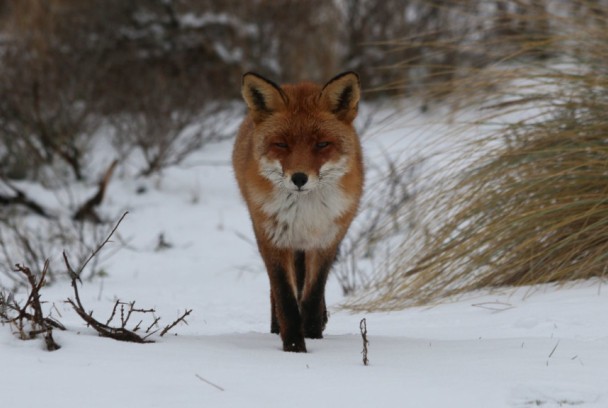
[0,176,52,218]
[74,211,128,279]
[1,261,64,350]
[160,309,193,337]
[73,159,119,223]
[64,211,191,343]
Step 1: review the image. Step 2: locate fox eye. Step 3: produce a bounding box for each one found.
[316,141,331,149]
[273,142,288,149]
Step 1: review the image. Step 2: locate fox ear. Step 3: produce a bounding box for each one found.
[320,72,360,123]
[241,72,288,123]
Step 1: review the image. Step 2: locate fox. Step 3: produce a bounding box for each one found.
[232,71,364,352]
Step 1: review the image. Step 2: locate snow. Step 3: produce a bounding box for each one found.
[1,104,608,408]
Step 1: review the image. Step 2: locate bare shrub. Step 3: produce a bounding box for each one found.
[66,280,193,343]
[0,177,51,218]
[73,160,119,223]
[0,1,108,181]
[63,213,192,343]
[0,160,124,290]
[0,261,65,351]
[0,0,243,182]
[0,42,100,181]
[334,152,421,296]
[0,216,124,292]
[0,213,192,348]
[110,100,231,177]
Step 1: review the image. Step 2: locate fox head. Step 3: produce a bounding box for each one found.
[241,72,361,194]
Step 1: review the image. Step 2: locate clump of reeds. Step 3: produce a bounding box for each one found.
[348,1,608,310]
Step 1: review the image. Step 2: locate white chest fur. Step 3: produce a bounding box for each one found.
[260,184,352,250]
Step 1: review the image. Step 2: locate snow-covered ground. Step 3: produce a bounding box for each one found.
[1,105,607,407]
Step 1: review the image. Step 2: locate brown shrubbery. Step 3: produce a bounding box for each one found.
[347,0,608,310]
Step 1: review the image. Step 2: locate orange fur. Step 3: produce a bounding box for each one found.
[232,72,363,352]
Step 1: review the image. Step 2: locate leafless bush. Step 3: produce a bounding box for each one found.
[0,160,123,290]
[0,213,192,348]
[334,154,421,295]
[0,1,108,181]
[0,0,242,182]
[72,160,118,223]
[111,102,232,177]
[63,213,192,343]
[334,244,368,296]
[0,177,51,218]
[0,216,124,292]
[0,261,65,351]
[66,281,192,343]
[0,46,100,181]
[0,221,59,291]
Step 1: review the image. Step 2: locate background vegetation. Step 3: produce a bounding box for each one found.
[1,0,607,311]
[347,0,608,309]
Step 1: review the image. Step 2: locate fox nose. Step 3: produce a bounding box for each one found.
[291,172,308,189]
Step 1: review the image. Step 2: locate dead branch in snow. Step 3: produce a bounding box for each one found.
[0,260,64,351]
[64,212,192,343]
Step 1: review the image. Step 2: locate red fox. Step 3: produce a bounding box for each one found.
[232,71,364,352]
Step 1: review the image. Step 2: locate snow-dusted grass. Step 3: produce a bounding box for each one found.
[1,106,607,407]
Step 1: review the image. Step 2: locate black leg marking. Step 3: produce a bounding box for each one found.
[271,263,306,352]
[294,250,306,299]
[270,292,279,334]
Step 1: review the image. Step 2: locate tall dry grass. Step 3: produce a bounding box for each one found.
[347,1,608,310]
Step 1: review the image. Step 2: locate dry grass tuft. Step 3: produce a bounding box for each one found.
[348,1,608,310]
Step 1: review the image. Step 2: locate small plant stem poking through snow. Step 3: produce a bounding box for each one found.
[195,374,225,392]
[548,340,560,359]
[360,318,369,366]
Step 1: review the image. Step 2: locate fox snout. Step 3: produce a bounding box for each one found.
[290,172,308,190]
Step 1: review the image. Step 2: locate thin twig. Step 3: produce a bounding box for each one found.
[160,309,193,337]
[548,340,560,358]
[106,299,121,326]
[195,374,225,392]
[145,316,161,334]
[76,211,128,277]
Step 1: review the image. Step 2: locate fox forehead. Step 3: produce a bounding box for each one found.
[273,122,340,145]
[255,112,353,150]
